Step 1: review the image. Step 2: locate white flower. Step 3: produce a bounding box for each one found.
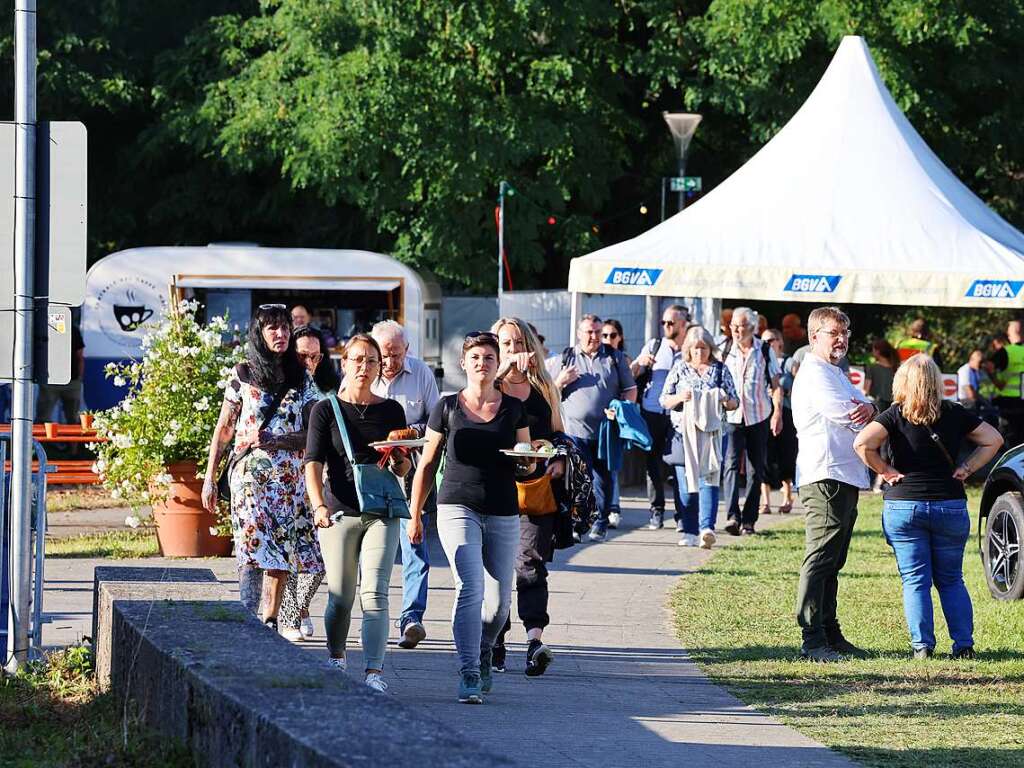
[208,527,219,536]
[111,488,122,500]
[125,515,140,528]
[113,434,133,449]
[171,383,180,392]
[154,472,172,485]
[162,433,176,447]
[113,376,126,387]
[194,397,210,411]
[169,419,181,431]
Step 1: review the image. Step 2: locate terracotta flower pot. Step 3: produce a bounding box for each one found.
[151,460,233,557]
[44,422,59,439]
[80,412,94,430]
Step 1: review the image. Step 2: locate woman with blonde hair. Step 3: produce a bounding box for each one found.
[854,354,1002,659]
[660,325,739,548]
[489,317,566,676]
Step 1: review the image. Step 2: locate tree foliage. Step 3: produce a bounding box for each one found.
[1,0,1021,291]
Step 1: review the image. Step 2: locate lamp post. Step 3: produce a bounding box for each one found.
[662,112,702,216]
[497,180,514,316]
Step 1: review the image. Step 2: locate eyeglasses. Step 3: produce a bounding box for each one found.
[345,355,380,368]
[465,331,499,342]
[259,303,286,310]
[602,332,620,339]
[661,320,676,327]
[297,352,323,363]
[818,328,853,340]
[730,324,750,331]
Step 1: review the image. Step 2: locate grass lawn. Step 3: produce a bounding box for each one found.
[671,490,1024,768]
[45,529,160,559]
[0,646,192,767]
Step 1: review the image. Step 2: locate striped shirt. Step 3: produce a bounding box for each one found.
[724,338,781,426]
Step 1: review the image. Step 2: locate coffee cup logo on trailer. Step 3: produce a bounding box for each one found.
[96,276,166,352]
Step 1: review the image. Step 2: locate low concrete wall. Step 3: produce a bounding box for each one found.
[94,566,509,768]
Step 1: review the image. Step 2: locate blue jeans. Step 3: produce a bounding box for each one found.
[570,436,613,530]
[399,516,430,627]
[609,472,622,515]
[672,468,719,535]
[882,498,974,652]
[436,505,520,674]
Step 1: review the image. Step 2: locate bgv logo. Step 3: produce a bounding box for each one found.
[605,267,663,287]
[965,280,1023,299]
[784,274,841,293]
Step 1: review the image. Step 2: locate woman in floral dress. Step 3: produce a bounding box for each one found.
[202,304,324,630]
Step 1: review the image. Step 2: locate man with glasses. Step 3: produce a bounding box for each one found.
[721,307,783,536]
[792,306,873,661]
[631,305,690,530]
[552,314,637,542]
[369,320,441,650]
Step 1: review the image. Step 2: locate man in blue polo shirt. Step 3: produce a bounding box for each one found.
[552,314,637,542]
[631,304,689,531]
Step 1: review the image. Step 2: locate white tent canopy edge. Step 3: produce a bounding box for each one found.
[567,35,1024,336]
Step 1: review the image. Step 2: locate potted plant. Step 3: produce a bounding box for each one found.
[92,296,245,557]
[79,410,94,430]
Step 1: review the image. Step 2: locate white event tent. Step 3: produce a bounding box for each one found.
[567,36,1024,317]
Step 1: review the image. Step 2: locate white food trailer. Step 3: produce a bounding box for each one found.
[82,244,442,409]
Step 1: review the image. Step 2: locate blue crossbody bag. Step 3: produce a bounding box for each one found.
[327,394,411,520]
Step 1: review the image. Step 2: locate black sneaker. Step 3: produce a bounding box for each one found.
[828,637,867,658]
[491,643,507,673]
[724,520,741,537]
[263,616,279,632]
[648,510,664,530]
[951,646,976,660]
[913,647,934,660]
[800,646,842,663]
[525,639,553,677]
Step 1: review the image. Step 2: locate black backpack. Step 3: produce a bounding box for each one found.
[633,337,663,397]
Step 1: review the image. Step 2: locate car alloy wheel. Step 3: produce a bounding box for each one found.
[984,492,1024,601]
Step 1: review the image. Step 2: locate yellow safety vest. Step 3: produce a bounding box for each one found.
[995,344,1024,399]
[896,337,935,362]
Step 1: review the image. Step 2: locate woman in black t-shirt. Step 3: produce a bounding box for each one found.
[854,355,1002,659]
[490,317,566,677]
[409,332,532,704]
[304,334,411,692]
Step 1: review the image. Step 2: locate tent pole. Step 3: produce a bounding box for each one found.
[569,291,581,348]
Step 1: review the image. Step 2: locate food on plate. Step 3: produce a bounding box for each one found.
[513,441,533,453]
[532,439,556,455]
[387,428,419,442]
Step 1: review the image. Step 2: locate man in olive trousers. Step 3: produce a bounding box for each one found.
[791,307,875,662]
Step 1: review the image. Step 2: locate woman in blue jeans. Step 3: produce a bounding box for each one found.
[409,332,534,703]
[854,355,1002,659]
[659,326,738,548]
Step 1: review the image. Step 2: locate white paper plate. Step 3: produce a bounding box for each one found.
[369,438,428,449]
[499,449,556,459]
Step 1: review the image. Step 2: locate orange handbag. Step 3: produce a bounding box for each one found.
[516,474,558,516]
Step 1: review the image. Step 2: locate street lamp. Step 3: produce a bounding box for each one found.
[661,112,702,218]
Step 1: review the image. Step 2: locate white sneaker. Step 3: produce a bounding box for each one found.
[677,533,699,547]
[699,529,717,549]
[365,672,389,692]
[300,616,315,638]
[608,511,622,529]
[326,656,347,672]
[281,626,304,642]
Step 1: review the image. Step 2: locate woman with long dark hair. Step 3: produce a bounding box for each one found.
[278,325,339,641]
[202,304,324,630]
[601,319,629,529]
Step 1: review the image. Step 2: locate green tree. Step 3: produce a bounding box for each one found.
[150,0,638,288]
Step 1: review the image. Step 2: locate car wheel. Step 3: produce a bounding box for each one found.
[983,491,1024,601]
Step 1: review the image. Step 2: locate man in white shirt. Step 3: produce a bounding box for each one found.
[370,320,441,650]
[791,306,875,662]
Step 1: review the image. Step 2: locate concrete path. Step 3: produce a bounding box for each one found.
[42,493,857,768]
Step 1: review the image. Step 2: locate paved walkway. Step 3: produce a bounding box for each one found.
[42,493,857,768]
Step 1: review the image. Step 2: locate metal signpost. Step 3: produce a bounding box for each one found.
[2,1,87,670]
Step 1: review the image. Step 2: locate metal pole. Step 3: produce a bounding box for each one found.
[659,177,666,223]
[677,159,686,213]
[497,181,507,317]
[8,0,37,671]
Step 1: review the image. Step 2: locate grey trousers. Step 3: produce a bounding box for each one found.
[436,504,520,675]
[319,514,401,671]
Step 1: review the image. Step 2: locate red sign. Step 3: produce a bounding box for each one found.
[942,373,958,400]
[848,366,864,388]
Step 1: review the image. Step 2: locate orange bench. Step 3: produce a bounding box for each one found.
[2,423,105,484]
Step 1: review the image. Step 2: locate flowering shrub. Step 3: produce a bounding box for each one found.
[92,299,245,512]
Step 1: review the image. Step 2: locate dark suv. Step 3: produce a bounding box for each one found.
[978,443,1024,600]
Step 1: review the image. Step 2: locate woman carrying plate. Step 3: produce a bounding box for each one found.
[304,333,411,692]
[408,331,533,703]
[489,317,566,677]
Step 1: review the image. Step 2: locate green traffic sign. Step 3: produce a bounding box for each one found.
[668,176,702,193]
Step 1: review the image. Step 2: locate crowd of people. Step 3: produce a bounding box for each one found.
[195,300,1018,704]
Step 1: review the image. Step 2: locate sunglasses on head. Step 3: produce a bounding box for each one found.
[465,331,499,341]
[259,303,286,310]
